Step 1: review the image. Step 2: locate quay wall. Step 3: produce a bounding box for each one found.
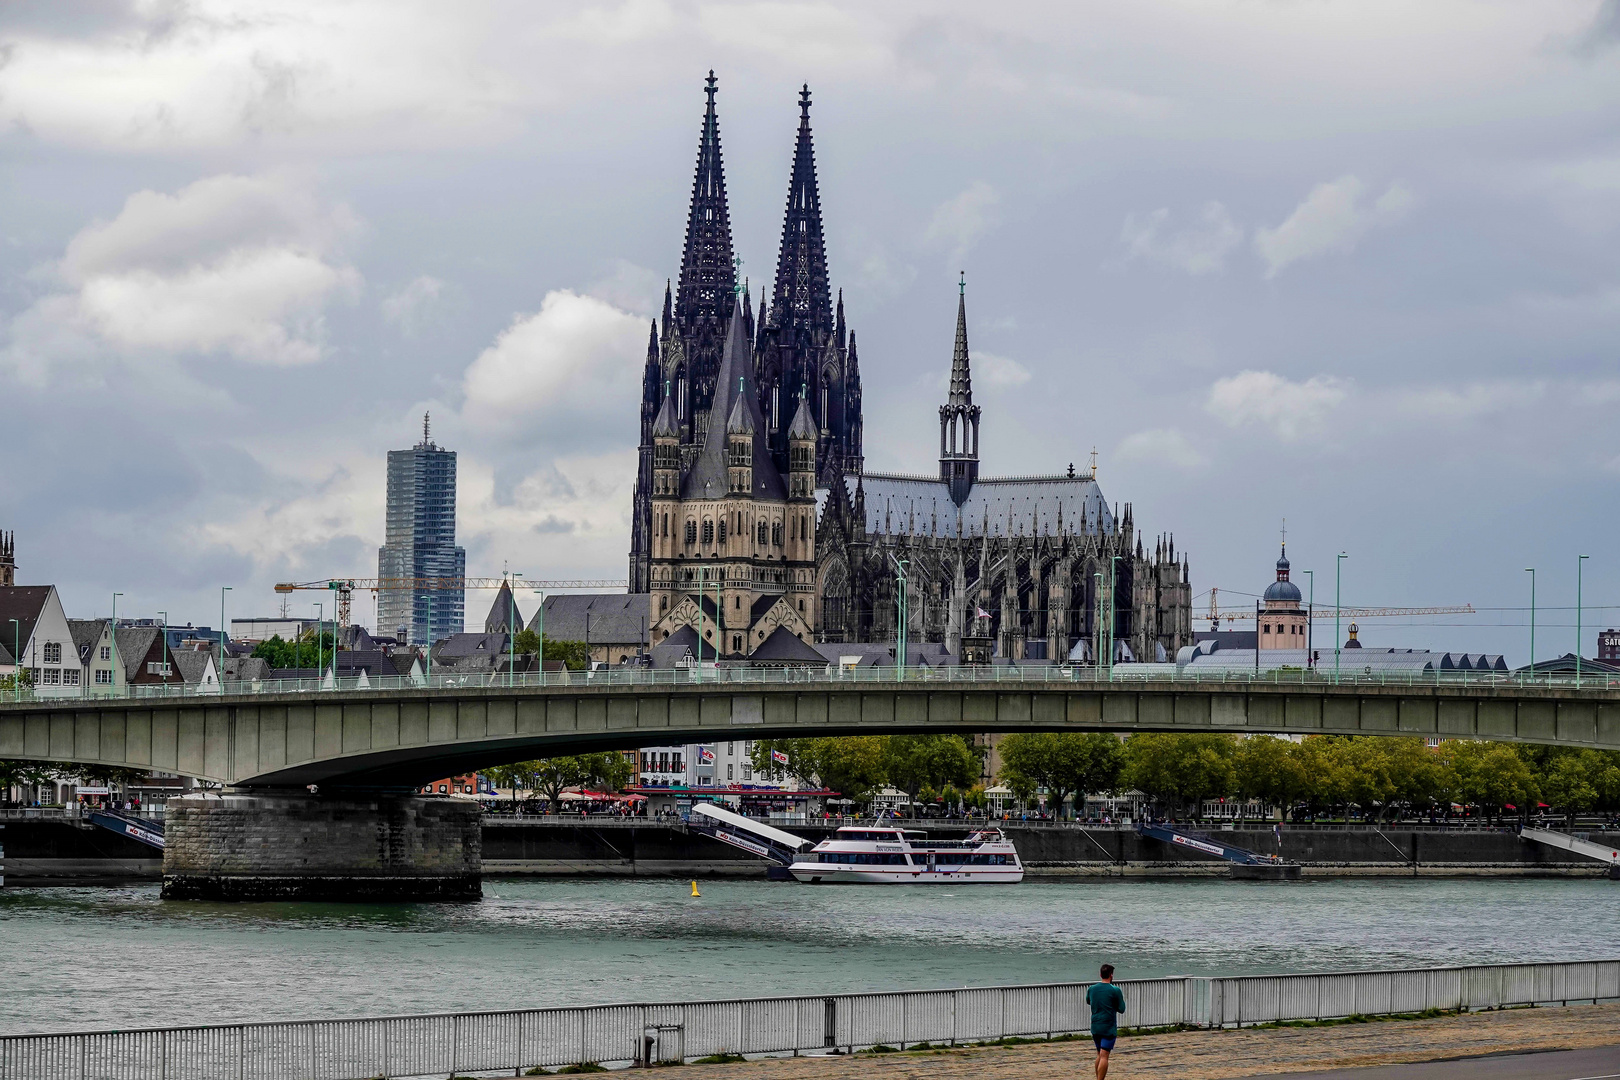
[4,818,1615,884]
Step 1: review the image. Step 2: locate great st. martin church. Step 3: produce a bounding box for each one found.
[629,75,1193,664]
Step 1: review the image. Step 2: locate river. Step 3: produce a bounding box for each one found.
[1,877,1609,1035]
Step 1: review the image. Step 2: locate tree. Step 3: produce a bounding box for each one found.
[543,639,592,671]
[512,629,540,655]
[1541,751,1600,828]
[1234,735,1309,819]
[1120,733,1238,821]
[1443,741,1538,825]
[251,631,339,669]
[1,759,59,796]
[881,735,980,816]
[998,733,1123,819]
[752,737,888,805]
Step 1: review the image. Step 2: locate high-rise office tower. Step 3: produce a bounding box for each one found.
[377,414,465,647]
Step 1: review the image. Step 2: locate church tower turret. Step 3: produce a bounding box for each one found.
[939,274,981,506]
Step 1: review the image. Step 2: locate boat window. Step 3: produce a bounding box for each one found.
[816,852,908,865]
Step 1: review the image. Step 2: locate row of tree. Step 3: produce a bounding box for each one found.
[750,735,984,810]
[995,732,1620,825]
[250,631,593,670]
[482,753,634,806]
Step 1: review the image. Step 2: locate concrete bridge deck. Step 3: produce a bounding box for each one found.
[4,667,1619,790]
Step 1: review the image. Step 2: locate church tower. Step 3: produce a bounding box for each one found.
[939,276,981,506]
[0,530,13,587]
[756,85,862,484]
[630,72,739,592]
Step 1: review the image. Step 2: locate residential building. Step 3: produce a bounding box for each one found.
[0,585,79,690]
[1600,630,1620,663]
[377,413,465,649]
[68,619,119,689]
[116,626,183,687]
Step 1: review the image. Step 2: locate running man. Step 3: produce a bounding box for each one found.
[1086,963,1126,1080]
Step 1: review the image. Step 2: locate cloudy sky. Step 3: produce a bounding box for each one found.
[5,0,1620,659]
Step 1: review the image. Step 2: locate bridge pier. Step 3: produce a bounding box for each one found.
[161,792,481,902]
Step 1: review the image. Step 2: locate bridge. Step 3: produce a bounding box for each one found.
[4,666,1617,901]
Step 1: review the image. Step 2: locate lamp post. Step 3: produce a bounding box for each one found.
[508,572,523,688]
[314,602,324,689]
[531,588,546,684]
[1578,555,1590,687]
[156,612,168,682]
[218,589,230,688]
[1303,570,1315,671]
[1334,553,1348,684]
[889,554,908,681]
[111,593,122,694]
[1108,554,1122,676]
[696,565,707,683]
[1093,571,1102,672]
[1524,567,1536,679]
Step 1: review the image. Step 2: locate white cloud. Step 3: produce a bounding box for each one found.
[1120,202,1243,275]
[459,290,648,442]
[380,276,445,335]
[2,173,360,381]
[1254,176,1414,277]
[459,449,637,577]
[1392,380,1543,420]
[924,181,1000,264]
[1207,370,1350,440]
[586,258,664,313]
[1116,428,1208,471]
[974,350,1032,389]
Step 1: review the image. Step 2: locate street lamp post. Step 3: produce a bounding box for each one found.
[314,602,324,689]
[508,572,523,688]
[1334,553,1348,684]
[1093,571,1102,672]
[532,588,546,684]
[1524,568,1536,680]
[1303,570,1315,671]
[219,588,230,689]
[889,555,909,681]
[1578,555,1590,687]
[8,618,19,700]
[696,565,706,683]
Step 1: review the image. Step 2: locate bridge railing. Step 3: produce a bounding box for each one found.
[7,661,1620,706]
[2,960,1615,1079]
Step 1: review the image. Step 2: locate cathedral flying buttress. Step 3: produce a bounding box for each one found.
[629,73,1193,664]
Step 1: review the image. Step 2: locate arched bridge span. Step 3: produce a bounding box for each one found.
[4,674,1620,790]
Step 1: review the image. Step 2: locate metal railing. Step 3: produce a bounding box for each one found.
[3,960,1615,1079]
[7,662,1620,706]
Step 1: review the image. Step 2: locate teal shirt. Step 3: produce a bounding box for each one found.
[1086,981,1126,1037]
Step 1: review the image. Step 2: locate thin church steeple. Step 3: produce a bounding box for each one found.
[770,84,833,340]
[939,274,981,505]
[675,71,737,329]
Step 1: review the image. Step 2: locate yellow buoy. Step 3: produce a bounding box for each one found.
[690,880,701,897]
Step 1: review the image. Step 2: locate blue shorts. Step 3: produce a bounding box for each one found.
[1093,1035,1116,1051]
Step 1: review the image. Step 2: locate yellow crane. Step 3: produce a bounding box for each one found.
[1202,587,1473,630]
[273,577,626,628]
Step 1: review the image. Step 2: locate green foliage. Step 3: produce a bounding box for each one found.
[512,629,540,655]
[555,1064,607,1074]
[0,759,60,789]
[1441,741,1538,825]
[490,753,636,804]
[251,632,339,669]
[751,737,888,803]
[1120,733,1238,820]
[0,669,33,691]
[997,733,1123,817]
[882,735,981,813]
[542,639,591,670]
[692,1053,747,1063]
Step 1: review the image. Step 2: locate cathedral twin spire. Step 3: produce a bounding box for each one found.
[940,274,981,505]
[675,71,737,327]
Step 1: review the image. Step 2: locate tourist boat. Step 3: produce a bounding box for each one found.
[788,826,1024,884]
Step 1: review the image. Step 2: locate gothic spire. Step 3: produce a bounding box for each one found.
[675,71,736,326]
[770,84,833,341]
[948,272,972,407]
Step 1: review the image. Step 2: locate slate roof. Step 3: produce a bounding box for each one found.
[225,656,272,681]
[680,294,786,501]
[749,626,825,663]
[116,626,165,681]
[484,582,524,634]
[649,625,699,669]
[812,642,956,667]
[841,473,1114,540]
[0,586,52,661]
[434,632,509,659]
[171,650,215,685]
[531,594,649,645]
[786,395,817,440]
[68,619,108,664]
[337,650,398,677]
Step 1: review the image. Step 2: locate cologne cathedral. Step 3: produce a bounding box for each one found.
[629,74,1193,664]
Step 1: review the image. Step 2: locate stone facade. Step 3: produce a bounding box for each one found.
[162,792,481,901]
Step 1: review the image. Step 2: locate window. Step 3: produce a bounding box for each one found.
[1262,624,1271,635]
[702,520,714,545]
[742,766,752,781]
[717,520,727,544]
[661,514,668,538]
[727,742,734,755]
[727,764,734,780]
[95,670,113,685]
[42,668,60,685]
[685,521,698,544]
[62,670,79,686]
[438,784,447,793]
[100,646,110,661]
[757,521,767,545]
[43,642,61,664]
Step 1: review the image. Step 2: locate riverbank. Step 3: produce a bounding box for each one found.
[670,1002,1620,1079]
[3,817,1616,884]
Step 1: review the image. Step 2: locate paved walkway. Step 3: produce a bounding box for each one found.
[673,1002,1620,1080]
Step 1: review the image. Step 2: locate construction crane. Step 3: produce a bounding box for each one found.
[1203,587,1473,630]
[273,577,627,628]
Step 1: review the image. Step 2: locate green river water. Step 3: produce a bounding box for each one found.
[1,877,1612,1034]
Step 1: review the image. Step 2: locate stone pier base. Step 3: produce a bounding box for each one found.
[161,792,481,901]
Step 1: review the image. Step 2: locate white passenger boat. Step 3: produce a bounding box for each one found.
[788,826,1023,884]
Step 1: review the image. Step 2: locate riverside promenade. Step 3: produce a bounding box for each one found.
[673,1004,1620,1079]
